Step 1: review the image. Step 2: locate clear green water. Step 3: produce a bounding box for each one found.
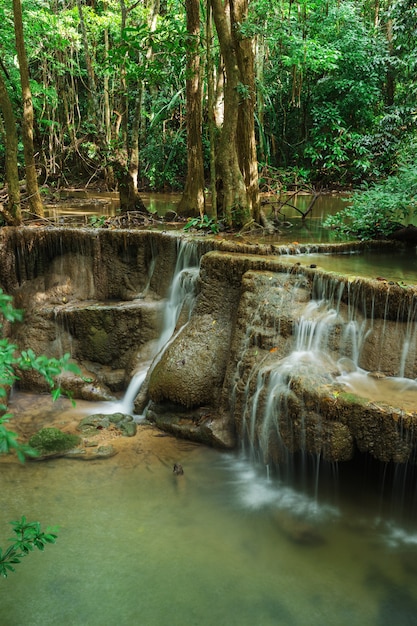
[2,395,417,625]
[290,249,417,285]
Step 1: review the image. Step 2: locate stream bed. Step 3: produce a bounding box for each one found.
[1,393,417,626]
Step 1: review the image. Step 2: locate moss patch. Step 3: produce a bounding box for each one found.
[29,427,81,456]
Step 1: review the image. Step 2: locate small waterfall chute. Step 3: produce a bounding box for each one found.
[114,239,201,416]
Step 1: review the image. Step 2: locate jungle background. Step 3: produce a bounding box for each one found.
[0,0,416,233]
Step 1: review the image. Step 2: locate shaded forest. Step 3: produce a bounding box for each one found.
[0,0,416,231]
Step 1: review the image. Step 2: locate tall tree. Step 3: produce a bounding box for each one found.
[210,0,259,227]
[0,66,21,224]
[115,0,147,213]
[206,0,217,220]
[12,0,44,217]
[177,0,205,218]
[233,0,260,223]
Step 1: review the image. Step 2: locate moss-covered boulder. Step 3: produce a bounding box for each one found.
[29,428,81,458]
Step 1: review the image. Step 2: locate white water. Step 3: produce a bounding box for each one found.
[241,275,417,470]
[109,239,200,416]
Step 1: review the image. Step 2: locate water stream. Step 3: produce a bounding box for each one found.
[104,239,200,416]
[2,228,417,624]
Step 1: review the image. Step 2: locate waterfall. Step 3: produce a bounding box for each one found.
[156,239,200,351]
[113,239,200,415]
[238,270,417,482]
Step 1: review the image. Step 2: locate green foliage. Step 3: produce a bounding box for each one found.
[0,288,81,458]
[249,0,417,185]
[0,414,38,462]
[324,144,417,239]
[141,126,188,190]
[236,82,251,101]
[2,0,417,193]
[89,215,107,228]
[184,214,219,234]
[0,517,58,579]
[259,164,310,192]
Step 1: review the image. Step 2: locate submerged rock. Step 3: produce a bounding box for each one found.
[62,444,117,460]
[77,412,137,437]
[271,510,326,547]
[146,402,235,449]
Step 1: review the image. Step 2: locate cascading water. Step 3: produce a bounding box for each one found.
[156,239,200,351]
[113,239,200,415]
[237,269,417,488]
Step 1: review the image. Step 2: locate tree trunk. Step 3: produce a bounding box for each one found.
[177,0,205,218]
[0,70,21,225]
[116,0,147,213]
[206,0,217,221]
[103,26,116,189]
[76,0,99,115]
[210,0,259,228]
[233,0,260,224]
[13,0,44,217]
[386,17,395,106]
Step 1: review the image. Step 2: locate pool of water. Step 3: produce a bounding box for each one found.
[285,248,417,285]
[2,394,417,625]
[43,192,348,245]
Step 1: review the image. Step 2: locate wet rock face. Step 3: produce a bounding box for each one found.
[148,313,231,408]
[0,229,179,398]
[2,228,417,463]
[212,257,417,465]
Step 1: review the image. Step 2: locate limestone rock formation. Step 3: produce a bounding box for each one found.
[1,227,417,465]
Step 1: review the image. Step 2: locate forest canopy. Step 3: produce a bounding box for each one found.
[0,0,416,230]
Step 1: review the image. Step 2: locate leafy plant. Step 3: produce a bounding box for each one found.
[0,290,80,406]
[89,215,107,228]
[0,289,81,577]
[0,414,38,462]
[324,150,417,239]
[0,517,58,578]
[183,214,219,234]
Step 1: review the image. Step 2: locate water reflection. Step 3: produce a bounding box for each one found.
[43,192,348,244]
[44,191,181,223]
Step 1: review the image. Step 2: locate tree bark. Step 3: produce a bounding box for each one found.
[13,0,44,217]
[116,0,147,213]
[233,0,260,223]
[177,0,205,218]
[206,0,217,221]
[0,70,22,224]
[210,0,259,228]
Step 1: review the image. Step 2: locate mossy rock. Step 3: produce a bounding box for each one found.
[77,412,137,437]
[29,427,81,457]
